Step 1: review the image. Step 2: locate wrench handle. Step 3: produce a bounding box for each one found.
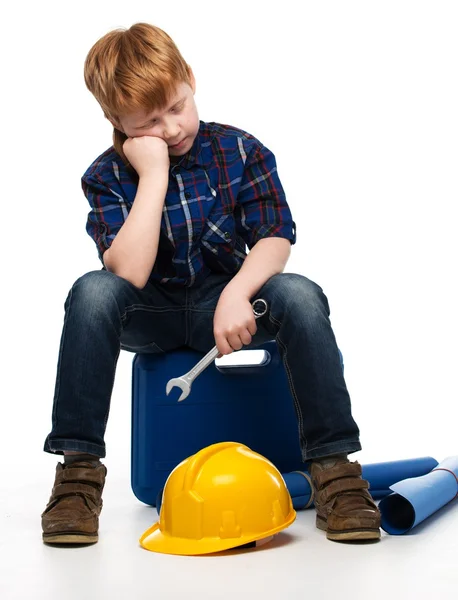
[185,345,221,381]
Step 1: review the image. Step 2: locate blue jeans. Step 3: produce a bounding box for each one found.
[43,269,361,461]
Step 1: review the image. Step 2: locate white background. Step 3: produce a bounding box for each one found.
[1,2,458,599]
[1,0,457,478]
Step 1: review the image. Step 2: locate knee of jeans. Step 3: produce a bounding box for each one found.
[268,273,329,314]
[67,270,126,311]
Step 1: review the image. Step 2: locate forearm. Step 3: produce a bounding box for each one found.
[103,174,168,288]
[221,237,292,300]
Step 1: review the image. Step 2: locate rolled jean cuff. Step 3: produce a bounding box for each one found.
[302,439,362,462]
[43,437,106,458]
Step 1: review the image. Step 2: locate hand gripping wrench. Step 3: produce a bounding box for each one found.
[165,298,268,401]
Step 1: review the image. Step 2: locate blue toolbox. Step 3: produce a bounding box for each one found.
[131,341,308,505]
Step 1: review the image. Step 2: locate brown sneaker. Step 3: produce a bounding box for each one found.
[41,461,107,544]
[309,458,381,541]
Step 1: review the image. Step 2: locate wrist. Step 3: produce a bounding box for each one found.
[139,170,168,186]
[220,279,252,301]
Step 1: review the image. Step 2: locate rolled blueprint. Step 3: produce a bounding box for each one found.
[379,455,458,534]
[283,456,438,510]
[156,456,438,514]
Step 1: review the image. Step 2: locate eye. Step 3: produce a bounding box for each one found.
[142,119,157,128]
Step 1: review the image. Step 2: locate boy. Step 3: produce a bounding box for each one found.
[41,22,380,545]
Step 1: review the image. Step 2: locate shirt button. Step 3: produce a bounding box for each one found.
[185,192,191,199]
[223,231,231,240]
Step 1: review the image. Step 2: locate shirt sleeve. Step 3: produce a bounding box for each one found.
[81,165,131,262]
[235,142,297,250]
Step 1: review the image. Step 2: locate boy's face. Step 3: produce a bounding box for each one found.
[112,72,200,159]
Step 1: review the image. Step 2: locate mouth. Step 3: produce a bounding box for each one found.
[170,138,186,149]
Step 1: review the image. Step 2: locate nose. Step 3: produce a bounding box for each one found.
[162,118,180,142]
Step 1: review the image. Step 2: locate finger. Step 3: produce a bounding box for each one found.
[227,334,244,352]
[214,332,233,356]
[239,330,253,346]
[247,319,257,337]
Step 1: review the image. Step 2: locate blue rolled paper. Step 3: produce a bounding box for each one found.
[283,456,438,510]
[361,457,438,497]
[281,472,314,509]
[379,455,458,534]
[156,456,438,514]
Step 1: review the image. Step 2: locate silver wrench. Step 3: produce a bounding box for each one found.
[166,298,268,401]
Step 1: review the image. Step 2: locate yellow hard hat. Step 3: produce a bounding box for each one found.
[139,441,296,555]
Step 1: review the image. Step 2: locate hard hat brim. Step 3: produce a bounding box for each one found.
[139,508,296,556]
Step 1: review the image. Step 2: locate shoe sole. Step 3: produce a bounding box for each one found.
[42,533,98,544]
[316,515,381,541]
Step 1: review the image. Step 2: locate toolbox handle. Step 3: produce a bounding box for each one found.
[215,342,280,375]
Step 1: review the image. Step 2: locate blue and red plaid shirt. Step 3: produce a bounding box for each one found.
[82,121,296,287]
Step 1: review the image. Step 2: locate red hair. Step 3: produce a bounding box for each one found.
[84,23,191,164]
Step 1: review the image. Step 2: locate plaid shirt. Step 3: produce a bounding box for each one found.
[82,121,296,287]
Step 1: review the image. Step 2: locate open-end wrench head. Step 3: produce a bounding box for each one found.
[166,378,190,402]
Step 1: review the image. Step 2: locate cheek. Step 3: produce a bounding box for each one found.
[184,108,199,129]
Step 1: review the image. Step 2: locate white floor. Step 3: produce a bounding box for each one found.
[3,344,458,600]
[1,454,457,600]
